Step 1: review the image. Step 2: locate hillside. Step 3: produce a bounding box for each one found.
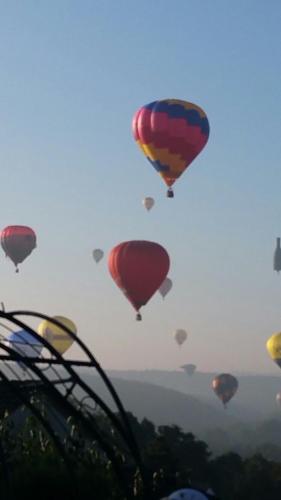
[107,370,281,420]
[83,374,238,434]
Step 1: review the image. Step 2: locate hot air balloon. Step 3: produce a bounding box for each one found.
[274,238,281,273]
[181,363,196,376]
[276,392,281,406]
[108,240,170,320]
[165,488,210,500]
[7,330,43,371]
[132,99,210,197]
[158,277,173,299]
[1,225,36,272]
[142,197,155,211]
[266,333,281,369]
[174,329,187,346]
[38,316,77,355]
[93,248,104,263]
[212,373,238,408]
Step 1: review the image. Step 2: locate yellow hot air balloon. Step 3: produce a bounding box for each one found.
[266,333,281,369]
[38,316,77,355]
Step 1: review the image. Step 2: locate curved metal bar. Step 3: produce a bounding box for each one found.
[0,312,144,469]
[0,341,134,500]
[0,319,79,396]
[0,358,74,443]
[7,311,144,468]
[0,333,132,458]
[0,370,78,500]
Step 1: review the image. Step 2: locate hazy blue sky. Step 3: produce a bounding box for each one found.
[0,0,281,374]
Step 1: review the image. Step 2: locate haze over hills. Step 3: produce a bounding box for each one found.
[2,362,281,457]
[83,374,238,434]
[84,370,281,457]
[81,371,281,457]
[107,369,281,420]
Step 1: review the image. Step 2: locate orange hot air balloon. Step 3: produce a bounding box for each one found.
[1,225,37,272]
[108,240,170,320]
[132,99,210,197]
[212,373,238,409]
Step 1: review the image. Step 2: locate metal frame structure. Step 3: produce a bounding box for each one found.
[0,309,150,499]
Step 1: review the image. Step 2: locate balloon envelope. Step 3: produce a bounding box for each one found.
[142,197,155,211]
[108,240,170,319]
[212,373,238,407]
[1,225,36,271]
[274,238,281,272]
[168,488,209,499]
[266,333,281,369]
[38,316,77,355]
[181,363,196,376]
[174,329,187,346]
[93,249,104,263]
[276,392,281,406]
[7,330,43,370]
[132,99,210,196]
[8,330,43,357]
[159,277,173,299]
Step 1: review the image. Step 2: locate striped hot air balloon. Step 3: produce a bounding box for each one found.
[132,99,210,197]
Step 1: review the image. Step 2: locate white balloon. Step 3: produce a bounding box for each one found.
[7,330,43,371]
[142,197,155,211]
[276,392,281,406]
[168,488,208,499]
[174,329,187,346]
[159,277,173,299]
[93,249,104,263]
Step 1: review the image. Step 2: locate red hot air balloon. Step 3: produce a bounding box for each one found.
[1,225,37,272]
[108,240,170,320]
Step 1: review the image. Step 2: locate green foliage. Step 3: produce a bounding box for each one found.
[0,410,281,499]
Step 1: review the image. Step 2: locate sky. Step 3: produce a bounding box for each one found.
[0,0,281,374]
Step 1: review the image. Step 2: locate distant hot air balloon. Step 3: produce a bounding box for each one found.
[7,330,43,371]
[132,99,210,197]
[181,363,196,376]
[108,240,170,320]
[274,238,281,273]
[276,392,281,407]
[38,316,77,355]
[142,197,155,211]
[212,373,238,408]
[276,392,281,406]
[174,329,187,347]
[158,277,173,299]
[266,333,281,369]
[93,248,104,263]
[1,225,36,272]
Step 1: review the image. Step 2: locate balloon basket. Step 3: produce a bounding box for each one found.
[167,188,174,198]
[136,312,142,321]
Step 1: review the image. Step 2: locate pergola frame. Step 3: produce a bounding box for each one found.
[0,309,150,499]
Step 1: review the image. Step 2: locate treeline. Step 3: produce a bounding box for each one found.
[1,411,281,499]
[203,417,281,460]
